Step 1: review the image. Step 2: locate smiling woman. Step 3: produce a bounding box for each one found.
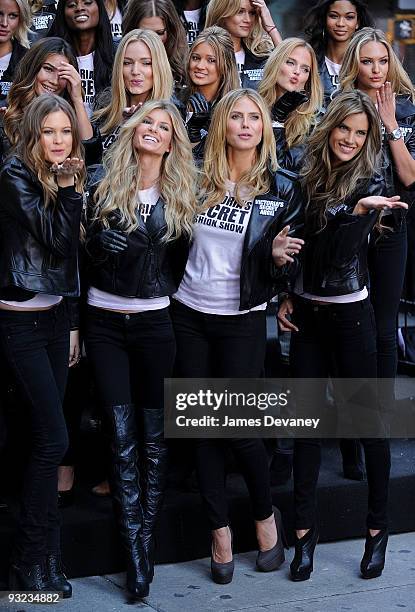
[0,0,32,100]
[84,100,197,601]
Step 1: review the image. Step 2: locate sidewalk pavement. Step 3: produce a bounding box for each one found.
[1,532,415,612]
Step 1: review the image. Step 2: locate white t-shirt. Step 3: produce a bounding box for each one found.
[110,6,122,40]
[325,56,341,90]
[235,48,246,74]
[77,52,95,117]
[184,8,201,45]
[88,186,169,312]
[174,183,267,315]
[0,294,62,309]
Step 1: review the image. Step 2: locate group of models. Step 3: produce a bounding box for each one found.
[0,0,414,602]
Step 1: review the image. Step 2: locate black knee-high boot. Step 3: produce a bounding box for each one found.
[140,408,168,583]
[106,404,149,598]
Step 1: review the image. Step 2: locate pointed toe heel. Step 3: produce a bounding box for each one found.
[211,526,234,584]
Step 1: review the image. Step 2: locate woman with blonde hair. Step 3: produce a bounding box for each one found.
[93,28,174,152]
[205,0,281,89]
[0,0,32,101]
[181,25,239,146]
[122,0,188,87]
[0,93,84,595]
[339,27,415,421]
[259,37,323,173]
[84,100,197,600]
[172,88,303,584]
[278,90,407,581]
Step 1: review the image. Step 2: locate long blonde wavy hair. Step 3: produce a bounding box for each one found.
[11,0,32,48]
[200,88,278,210]
[15,95,85,208]
[339,28,415,102]
[93,29,174,136]
[301,90,382,229]
[259,38,323,148]
[94,100,197,241]
[205,0,273,57]
[187,26,239,101]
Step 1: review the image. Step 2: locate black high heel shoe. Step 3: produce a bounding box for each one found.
[256,506,288,572]
[360,529,388,579]
[290,524,319,581]
[9,562,49,591]
[211,526,234,585]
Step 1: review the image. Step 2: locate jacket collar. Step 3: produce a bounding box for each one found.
[395,96,415,121]
[137,196,167,237]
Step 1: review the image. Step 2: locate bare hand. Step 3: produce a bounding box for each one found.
[250,0,274,30]
[51,157,84,176]
[69,329,80,367]
[353,195,408,215]
[58,61,83,102]
[272,225,304,267]
[277,297,298,332]
[122,103,143,120]
[376,82,398,133]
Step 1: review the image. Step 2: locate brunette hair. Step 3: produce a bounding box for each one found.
[5,37,78,146]
[15,94,85,207]
[304,0,374,60]
[301,90,381,228]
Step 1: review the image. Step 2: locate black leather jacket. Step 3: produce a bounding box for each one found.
[239,44,268,90]
[381,95,415,223]
[0,156,82,298]
[85,168,189,298]
[237,168,302,310]
[299,173,385,297]
[0,40,27,104]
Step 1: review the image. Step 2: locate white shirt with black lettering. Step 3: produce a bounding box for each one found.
[174,183,267,315]
[325,56,341,91]
[0,52,12,96]
[184,8,201,45]
[77,52,95,117]
[110,6,122,40]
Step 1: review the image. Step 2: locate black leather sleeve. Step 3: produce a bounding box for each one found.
[0,160,82,259]
[82,124,103,167]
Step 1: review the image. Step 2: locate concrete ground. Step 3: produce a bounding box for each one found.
[1,532,414,612]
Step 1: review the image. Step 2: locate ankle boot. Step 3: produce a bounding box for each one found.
[290,525,319,581]
[106,404,149,599]
[140,408,169,583]
[46,554,72,598]
[9,562,49,591]
[360,529,388,579]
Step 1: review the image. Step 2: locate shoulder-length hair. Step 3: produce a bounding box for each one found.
[205,0,273,57]
[15,94,85,207]
[200,88,278,210]
[187,26,239,101]
[301,90,381,228]
[10,0,32,48]
[47,0,114,94]
[259,38,323,148]
[4,37,78,146]
[93,29,174,135]
[339,27,415,102]
[122,0,188,85]
[94,100,197,240]
[304,0,374,60]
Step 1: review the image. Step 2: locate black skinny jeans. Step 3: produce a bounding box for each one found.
[368,220,408,404]
[0,302,70,564]
[171,299,273,530]
[85,305,176,410]
[289,297,390,531]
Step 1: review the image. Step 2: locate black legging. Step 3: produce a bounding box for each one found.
[171,299,273,529]
[290,297,390,531]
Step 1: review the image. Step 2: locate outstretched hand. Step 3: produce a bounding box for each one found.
[272,225,304,267]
